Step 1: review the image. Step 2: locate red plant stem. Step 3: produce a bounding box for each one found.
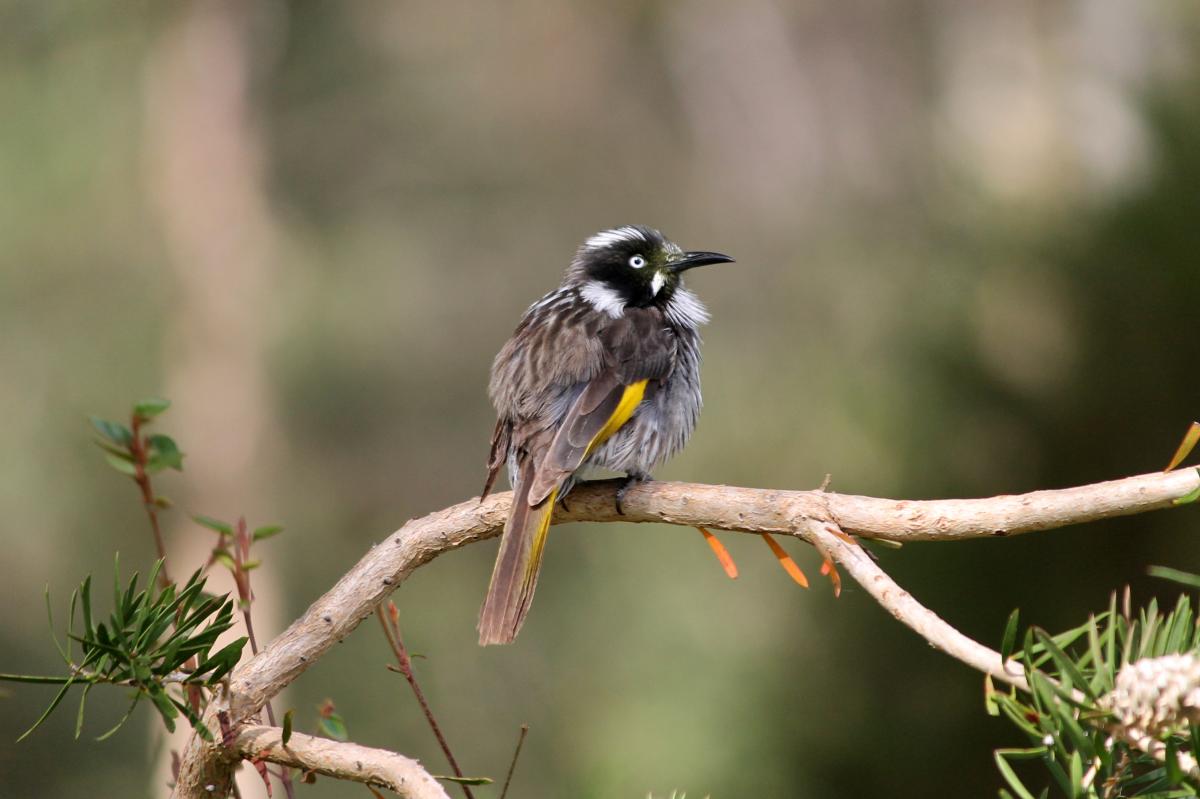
[129,415,172,589]
[234,518,295,799]
[499,724,528,799]
[375,607,474,799]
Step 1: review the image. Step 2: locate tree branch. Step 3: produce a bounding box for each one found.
[805,519,1030,690]
[232,725,451,799]
[171,468,1200,797]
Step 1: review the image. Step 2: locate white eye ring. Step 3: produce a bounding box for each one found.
[629,255,646,269]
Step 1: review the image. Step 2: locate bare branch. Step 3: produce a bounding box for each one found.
[232,725,450,798]
[810,520,1200,777]
[805,519,1029,690]
[578,469,1200,541]
[171,468,1200,797]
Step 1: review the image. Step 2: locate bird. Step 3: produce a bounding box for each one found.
[477,225,734,645]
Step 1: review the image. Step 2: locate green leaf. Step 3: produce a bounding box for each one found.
[317,711,348,741]
[1001,609,1020,663]
[993,694,1036,737]
[90,417,132,446]
[95,693,141,741]
[68,632,124,661]
[146,434,184,472]
[44,585,70,666]
[193,515,233,536]
[104,453,138,476]
[191,637,247,683]
[147,686,178,733]
[65,586,80,663]
[0,672,78,684]
[120,571,144,627]
[92,438,134,460]
[171,696,210,739]
[1086,615,1112,695]
[432,775,494,786]
[1148,566,1200,592]
[133,397,172,420]
[1033,628,1096,701]
[1140,599,1162,659]
[17,678,76,741]
[995,750,1040,799]
[282,709,294,745]
[1174,483,1200,506]
[1106,592,1118,674]
[80,575,94,640]
[252,525,284,542]
[984,675,1000,717]
[1068,751,1082,794]
[1165,422,1200,471]
[211,550,236,572]
[74,682,94,740]
[1162,595,1193,655]
[1166,738,1184,784]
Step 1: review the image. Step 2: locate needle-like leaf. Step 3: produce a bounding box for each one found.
[1164,421,1200,472]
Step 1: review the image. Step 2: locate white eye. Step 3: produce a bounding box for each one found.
[629,255,646,269]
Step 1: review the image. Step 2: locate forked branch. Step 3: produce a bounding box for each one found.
[171,468,1200,797]
[233,725,450,798]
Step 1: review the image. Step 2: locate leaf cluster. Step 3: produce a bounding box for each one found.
[991,589,1200,798]
[90,397,183,478]
[0,558,246,742]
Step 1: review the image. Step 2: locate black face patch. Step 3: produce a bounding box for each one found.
[579,227,679,308]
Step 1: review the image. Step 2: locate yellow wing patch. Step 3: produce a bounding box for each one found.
[585,379,648,456]
[523,486,558,584]
[522,379,647,584]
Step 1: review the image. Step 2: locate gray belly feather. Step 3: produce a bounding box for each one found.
[584,330,702,476]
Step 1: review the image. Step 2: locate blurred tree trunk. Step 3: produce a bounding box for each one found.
[143,2,285,796]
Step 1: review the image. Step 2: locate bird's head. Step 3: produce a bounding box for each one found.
[568,225,733,316]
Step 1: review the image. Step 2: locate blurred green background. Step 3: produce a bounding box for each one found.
[3,2,1200,797]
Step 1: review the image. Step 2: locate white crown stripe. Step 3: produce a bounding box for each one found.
[583,226,649,251]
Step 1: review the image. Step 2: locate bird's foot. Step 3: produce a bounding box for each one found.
[615,472,650,515]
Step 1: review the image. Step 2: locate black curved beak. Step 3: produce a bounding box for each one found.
[669,251,735,273]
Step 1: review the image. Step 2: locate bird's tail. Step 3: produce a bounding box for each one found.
[478,458,558,646]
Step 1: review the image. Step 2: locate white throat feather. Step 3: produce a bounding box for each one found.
[664,287,709,327]
[580,281,626,319]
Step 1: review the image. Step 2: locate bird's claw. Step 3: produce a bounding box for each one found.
[615,473,650,515]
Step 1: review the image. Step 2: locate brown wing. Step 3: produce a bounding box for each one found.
[488,296,607,420]
[526,308,676,504]
[480,417,511,500]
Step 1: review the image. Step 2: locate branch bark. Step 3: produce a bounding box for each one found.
[233,725,451,799]
[171,468,1200,797]
[805,519,1030,691]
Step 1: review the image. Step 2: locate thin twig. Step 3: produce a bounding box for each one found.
[805,519,1028,690]
[231,517,295,799]
[128,414,172,589]
[806,520,1200,779]
[499,724,528,799]
[376,605,474,799]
